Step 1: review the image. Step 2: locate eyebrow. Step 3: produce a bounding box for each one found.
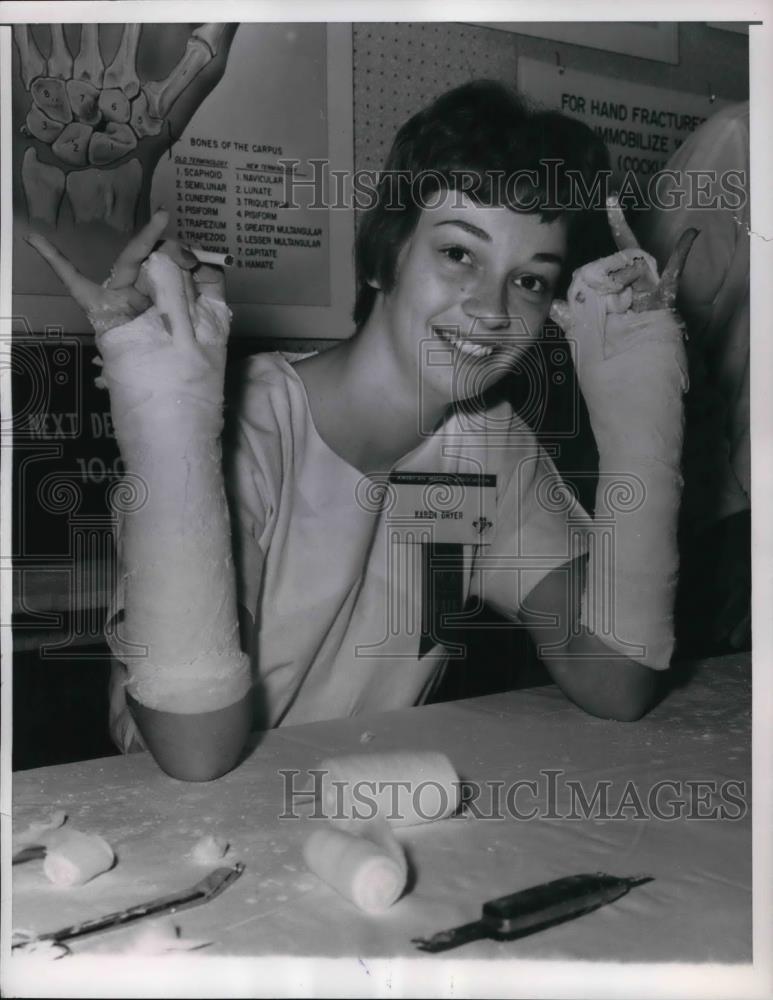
[435,220,492,241]
[434,220,564,265]
[531,252,565,266]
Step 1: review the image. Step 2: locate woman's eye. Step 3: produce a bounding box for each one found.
[513,274,550,295]
[440,245,473,266]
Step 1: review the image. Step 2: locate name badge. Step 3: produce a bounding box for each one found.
[387,472,496,545]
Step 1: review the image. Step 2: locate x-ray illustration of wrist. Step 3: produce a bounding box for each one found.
[14,24,236,231]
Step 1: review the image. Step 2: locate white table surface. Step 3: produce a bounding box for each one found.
[12,652,751,964]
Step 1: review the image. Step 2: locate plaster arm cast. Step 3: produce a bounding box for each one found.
[527,200,697,721]
[105,253,251,774]
[28,213,251,779]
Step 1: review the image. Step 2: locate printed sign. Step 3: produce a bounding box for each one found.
[517,57,728,187]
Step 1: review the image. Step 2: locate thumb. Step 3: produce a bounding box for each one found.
[656,227,700,309]
[549,298,572,332]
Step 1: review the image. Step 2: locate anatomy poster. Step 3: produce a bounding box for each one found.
[11,23,354,338]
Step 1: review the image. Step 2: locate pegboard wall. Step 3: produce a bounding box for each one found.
[352,21,749,174]
[352,23,518,173]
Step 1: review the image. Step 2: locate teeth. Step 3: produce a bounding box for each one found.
[434,328,493,358]
[457,340,491,358]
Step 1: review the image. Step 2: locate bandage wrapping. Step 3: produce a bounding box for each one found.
[95,291,231,447]
[101,253,247,714]
[566,265,687,670]
[112,439,250,713]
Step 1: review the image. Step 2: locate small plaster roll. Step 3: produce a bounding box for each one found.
[303,825,407,914]
[190,834,229,864]
[43,828,115,887]
[319,752,460,829]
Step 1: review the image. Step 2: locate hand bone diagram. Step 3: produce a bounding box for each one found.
[14,23,229,231]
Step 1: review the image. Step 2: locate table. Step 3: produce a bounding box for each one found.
[12,653,751,965]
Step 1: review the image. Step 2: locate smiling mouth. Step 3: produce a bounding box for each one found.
[433,328,495,358]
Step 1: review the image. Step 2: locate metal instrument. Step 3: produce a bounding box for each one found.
[13,863,245,948]
[412,872,653,953]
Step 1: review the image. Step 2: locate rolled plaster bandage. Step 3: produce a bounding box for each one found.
[319,751,460,829]
[561,253,688,669]
[303,824,408,914]
[43,829,115,886]
[190,834,229,864]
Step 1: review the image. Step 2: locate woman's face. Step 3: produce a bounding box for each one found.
[378,190,568,404]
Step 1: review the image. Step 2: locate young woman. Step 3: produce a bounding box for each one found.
[29,82,694,779]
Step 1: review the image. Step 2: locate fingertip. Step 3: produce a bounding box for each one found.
[25,232,47,253]
[606,194,624,222]
[682,227,700,249]
[549,299,571,330]
[147,209,170,237]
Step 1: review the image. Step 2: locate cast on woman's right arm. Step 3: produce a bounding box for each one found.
[29,211,252,767]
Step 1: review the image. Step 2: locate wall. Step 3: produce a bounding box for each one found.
[13,21,751,767]
[352,21,749,174]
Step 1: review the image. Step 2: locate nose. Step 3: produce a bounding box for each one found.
[461,279,511,331]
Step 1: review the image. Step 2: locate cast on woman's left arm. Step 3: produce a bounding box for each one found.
[506,202,696,721]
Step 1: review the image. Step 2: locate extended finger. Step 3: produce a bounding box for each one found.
[657,227,700,308]
[26,233,100,312]
[106,210,170,289]
[548,298,572,332]
[606,196,640,252]
[142,252,196,346]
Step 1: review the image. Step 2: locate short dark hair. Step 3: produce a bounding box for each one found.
[353,80,614,328]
